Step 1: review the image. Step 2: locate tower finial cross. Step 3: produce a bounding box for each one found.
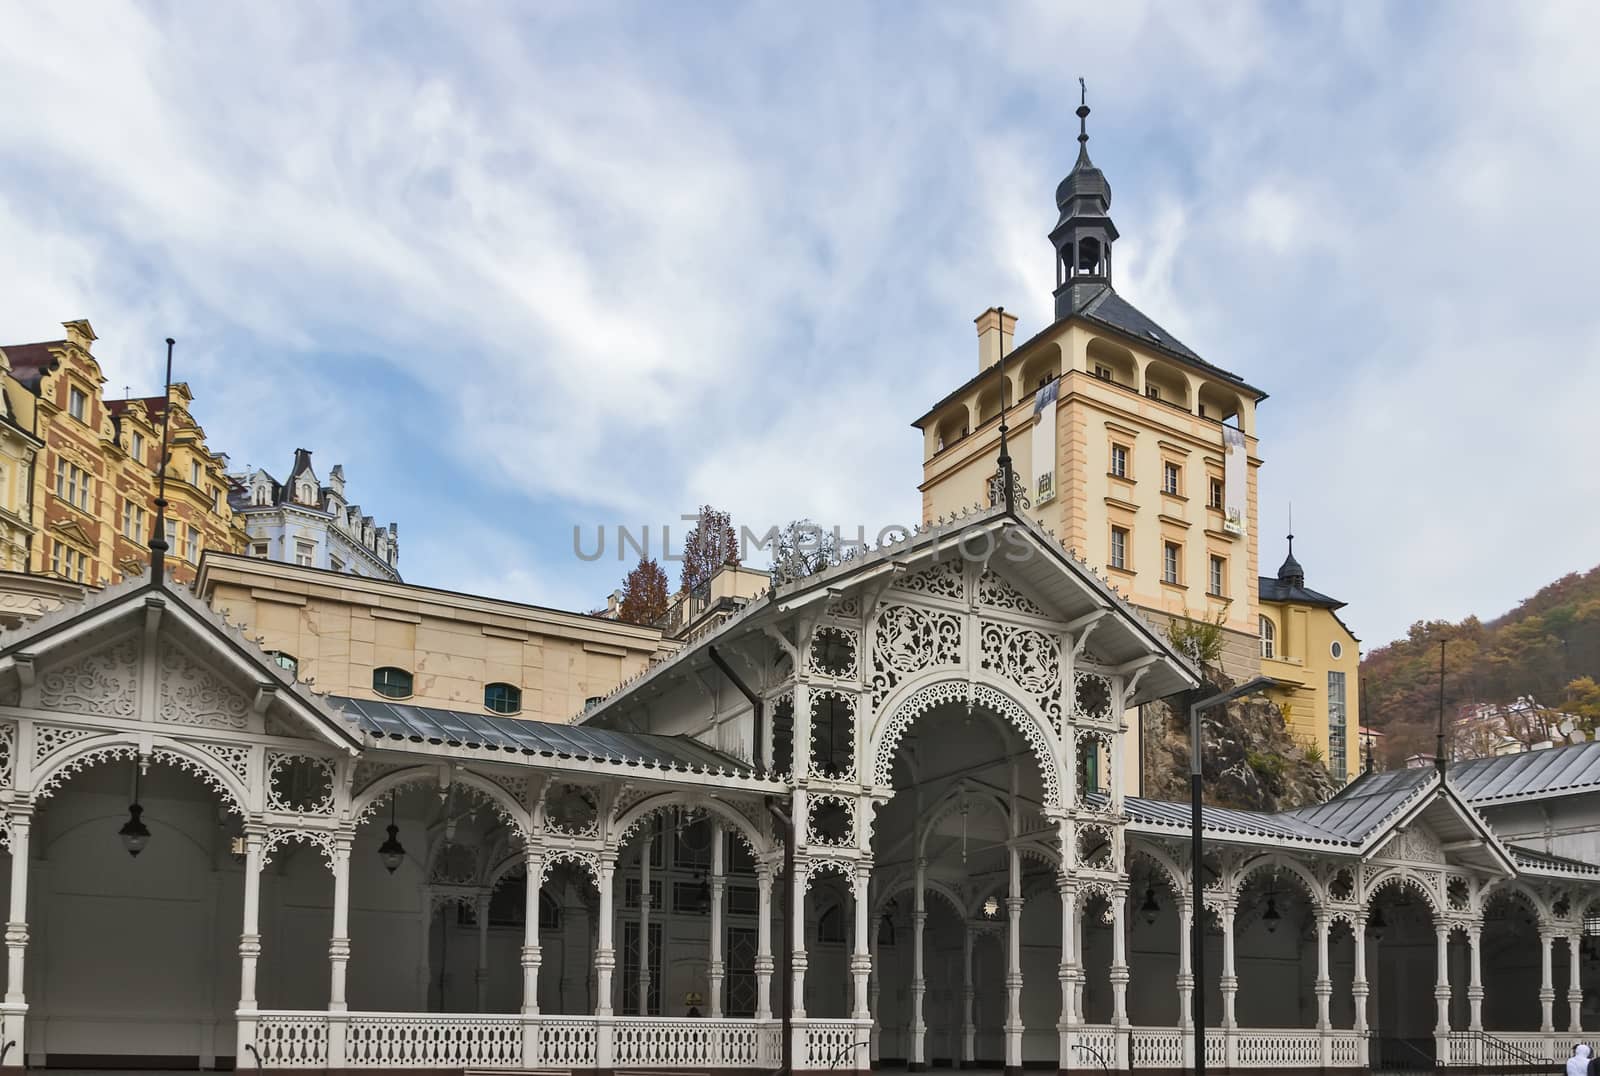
[1079,77,1086,107]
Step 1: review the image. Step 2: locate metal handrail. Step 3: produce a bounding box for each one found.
[825,1039,872,1070]
[1072,1041,1111,1074]
[1475,1030,1553,1064]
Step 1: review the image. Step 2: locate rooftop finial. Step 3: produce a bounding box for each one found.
[1077,78,1090,149]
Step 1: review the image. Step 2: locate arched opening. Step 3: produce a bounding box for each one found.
[867,683,1060,1070]
[1141,361,1191,411]
[1366,878,1440,1067]
[933,407,970,455]
[347,779,525,1014]
[1019,345,1064,398]
[1233,866,1319,1028]
[1480,888,1544,1032]
[1198,382,1244,426]
[1125,848,1184,1028]
[27,750,245,1068]
[1084,337,1137,392]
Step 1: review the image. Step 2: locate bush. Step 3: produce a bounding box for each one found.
[1167,608,1227,667]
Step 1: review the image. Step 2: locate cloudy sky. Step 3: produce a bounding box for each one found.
[2,2,1596,648]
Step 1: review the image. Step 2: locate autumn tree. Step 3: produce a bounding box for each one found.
[680,505,739,593]
[617,557,670,627]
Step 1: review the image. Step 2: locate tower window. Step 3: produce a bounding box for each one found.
[1162,462,1181,496]
[1163,542,1181,585]
[1077,237,1102,274]
[1209,556,1225,597]
[1259,616,1276,660]
[1110,444,1128,478]
[485,682,523,715]
[373,667,414,699]
[1109,526,1128,571]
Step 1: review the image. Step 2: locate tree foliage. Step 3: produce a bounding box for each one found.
[680,505,739,593]
[1362,563,1600,765]
[1166,608,1228,670]
[617,556,670,627]
[768,519,838,584]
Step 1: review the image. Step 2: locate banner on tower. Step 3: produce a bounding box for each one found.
[1031,377,1059,506]
[1222,424,1247,536]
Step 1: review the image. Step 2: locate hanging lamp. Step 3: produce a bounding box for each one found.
[118,757,151,857]
[1140,885,1161,926]
[378,791,406,874]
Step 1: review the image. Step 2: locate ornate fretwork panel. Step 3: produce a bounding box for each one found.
[976,570,1045,618]
[193,740,251,786]
[159,640,251,730]
[33,724,97,767]
[266,752,337,815]
[39,635,139,717]
[978,620,1063,733]
[0,722,14,788]
[351,760,407,797]
[1376,826,1444,865]
[873,680,1061,810]
[870,604,961,709]
[1073,670,1116,726]
[262,828,336,869]
[890,560,966,603]
[545,783,602,838]
[806,794,855,847]
[808,626,859,681]
[808,689,857,781]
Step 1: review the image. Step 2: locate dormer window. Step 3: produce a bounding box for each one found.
[190,461,202,486]
[68,387,87,422]
[253,484,270,506]
[130,431,145,462]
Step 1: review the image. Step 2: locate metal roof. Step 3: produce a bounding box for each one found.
[1121,793,1358,847]
[1279,767,1435,843]
[334,695,754,774]
[1447,742,1600,803]
[1506,843,1600,877]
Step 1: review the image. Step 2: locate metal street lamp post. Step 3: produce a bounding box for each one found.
[1190,676,1281,1076]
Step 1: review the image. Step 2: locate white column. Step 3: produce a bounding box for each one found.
[962,923,976,1068]
[851,866,871,1020]
[595,855,616,1016]
[1435,923,1454,1052]
[475,891,492,1011]
[329,836,353,1011]
[521,852,544,1014]
[1004,850,1023,1076]
[754,866,774,1020]
[869,912,882,1064]
[911,858,927,1070]
[417,887,434,1009]
[4,810,31,1005]
[1109,885,1129,1028]
[1569,932,1583,1033]
[1537,928,1555,1033]
[1221,903,1238,1028]
[791,864,807,1019]
[235,829,264,1067]
[638,835,652,1015]
[1353,912,1370,1035]
[1072,894,1086,1023]
[1466,924,1483,1033]
[707,823,725,1017]
[1178,898,1194,1072]
[1315,910,1332,1030]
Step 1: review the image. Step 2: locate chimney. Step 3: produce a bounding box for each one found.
[975,307,1017,370]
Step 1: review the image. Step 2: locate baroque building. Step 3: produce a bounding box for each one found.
[0,510,1591,1076]
[1259,536,1362,784]
[0,319,246,590]
[229,450,401,581]
[914,102,1267,677]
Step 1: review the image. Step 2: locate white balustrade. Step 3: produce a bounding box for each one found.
[345,1013,521,1067]
[1072,1025,1117,1071]
[1328,1030,1364,1067]
[797,1018,871,1069]
[612,1017,779,1067]
[1129,1027,1182,1067]
[1232,1029,1322,1068]
[255,1011,331,1068]
[536,1018,599,1069]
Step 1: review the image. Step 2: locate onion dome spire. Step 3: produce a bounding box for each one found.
[1050,79,1119,316]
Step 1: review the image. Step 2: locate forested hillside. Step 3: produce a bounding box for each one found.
[1361,564,1600,765]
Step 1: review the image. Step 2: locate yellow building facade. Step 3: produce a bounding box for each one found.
[0,319,245,588]
[1258,537,1362,784]
[915,104,1266,673]
[197,552,675,722]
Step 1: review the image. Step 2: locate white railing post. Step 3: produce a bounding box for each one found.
[326,1011,347,1069]
[235,828,265,1068]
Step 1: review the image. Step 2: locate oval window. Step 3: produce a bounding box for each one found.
[1330,641,1344,660]
[268,651,298,676]
[373,667,414,699]
[485,682,523,715]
